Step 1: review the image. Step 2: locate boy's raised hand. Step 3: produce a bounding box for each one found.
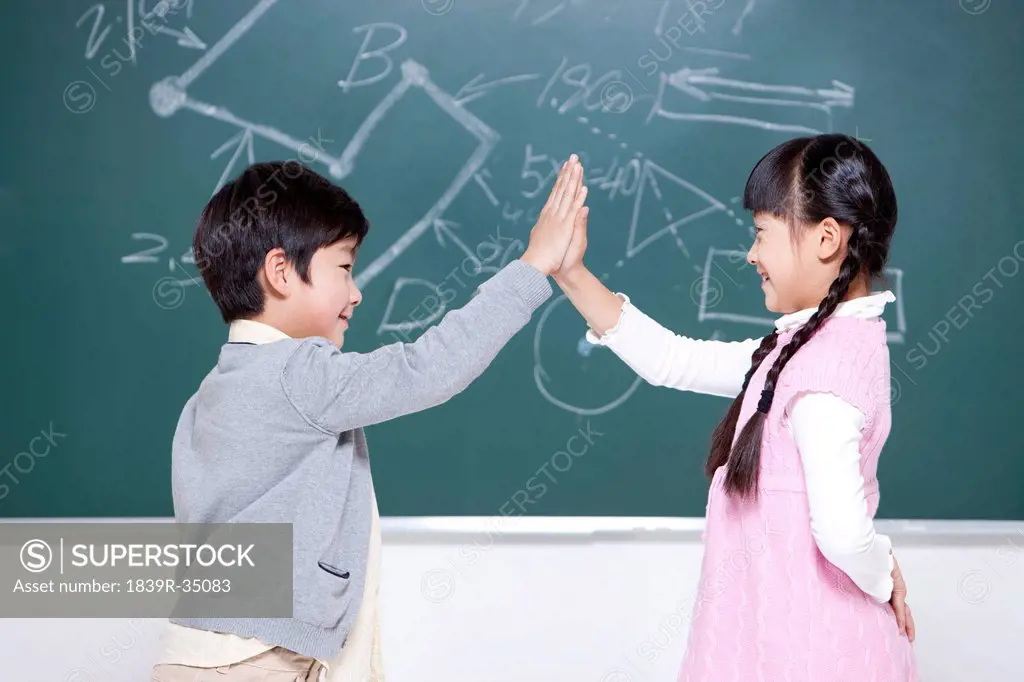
[554,193,590,279]
[520,155,588,276]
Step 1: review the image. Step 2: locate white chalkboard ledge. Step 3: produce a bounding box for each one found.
[1,517,1019,545]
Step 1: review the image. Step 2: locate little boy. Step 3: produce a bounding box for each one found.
[151,156,587,682]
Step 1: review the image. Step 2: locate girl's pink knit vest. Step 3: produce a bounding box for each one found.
[678,315,919,681]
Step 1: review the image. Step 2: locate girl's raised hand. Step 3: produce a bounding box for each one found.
[520,155,588,276]
[553,198,590,279]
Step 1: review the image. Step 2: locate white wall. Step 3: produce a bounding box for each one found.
[1,519,1021,682]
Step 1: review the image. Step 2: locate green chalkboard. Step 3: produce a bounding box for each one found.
[2,0,1022,519]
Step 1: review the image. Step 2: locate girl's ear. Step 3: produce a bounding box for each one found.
[815,217,844,261]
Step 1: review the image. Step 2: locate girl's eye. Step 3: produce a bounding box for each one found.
[340,264,352,271]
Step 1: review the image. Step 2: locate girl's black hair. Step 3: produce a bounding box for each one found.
[705,134,898,498]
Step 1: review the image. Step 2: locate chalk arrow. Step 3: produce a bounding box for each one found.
[665,67,720,101]
[668,68,854,108]
[432,218,462,247]
[433,219,494,275]
[210,128,254,195]
[454,73,541,106]
[150,24,207,50]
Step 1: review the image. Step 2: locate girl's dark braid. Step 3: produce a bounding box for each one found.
[703,330,779,478]
[743,332,782,390]
[722,224,869,496]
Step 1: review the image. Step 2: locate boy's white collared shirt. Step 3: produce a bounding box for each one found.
[226,318,293,344]
[156,319,385,682]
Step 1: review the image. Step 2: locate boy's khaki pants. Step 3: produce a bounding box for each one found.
[152,647,325,682]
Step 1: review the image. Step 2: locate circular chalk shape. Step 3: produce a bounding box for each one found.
[150,77,187,118]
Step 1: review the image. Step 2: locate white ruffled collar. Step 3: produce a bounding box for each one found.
[774,290,895,333]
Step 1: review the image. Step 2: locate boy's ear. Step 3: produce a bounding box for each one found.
[261,248,293,298]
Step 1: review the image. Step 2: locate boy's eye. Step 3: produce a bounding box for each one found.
[340,264,352,271]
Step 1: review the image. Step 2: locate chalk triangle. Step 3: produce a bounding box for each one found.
[626,161,725,258]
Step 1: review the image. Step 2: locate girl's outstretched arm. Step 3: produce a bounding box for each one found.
[552,265,625,338]
[553,208,762,398]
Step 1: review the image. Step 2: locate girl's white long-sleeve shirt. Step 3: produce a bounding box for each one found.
[585,290,897,603]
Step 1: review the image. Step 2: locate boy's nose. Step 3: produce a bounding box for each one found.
[746,245,757,266]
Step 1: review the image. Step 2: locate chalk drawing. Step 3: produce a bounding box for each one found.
[377,278,447,335]
[648,67,854,134]
[537,56,647,117]
[473,169,500,207]
[138,0,206,50]
[76,4,114,60]
[683,47,751,60]
[338,23,407,93]
[514,0,580,25]
[149,1,499,294]
[534,294,644,416]
[210,128,254,196]
[121,233,169,264]
[733,0,757,35]
[627,160,726,258]
[454,72,542,107]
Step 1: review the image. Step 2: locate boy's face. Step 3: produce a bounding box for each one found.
[289,236,362,347]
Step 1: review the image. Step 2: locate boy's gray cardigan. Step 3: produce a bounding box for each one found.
[169,260,552,660]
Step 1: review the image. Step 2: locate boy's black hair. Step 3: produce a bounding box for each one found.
[192,161,369,323]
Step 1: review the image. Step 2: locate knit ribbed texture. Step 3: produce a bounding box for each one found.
[679,316,919,681]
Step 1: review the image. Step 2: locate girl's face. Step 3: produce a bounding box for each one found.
[746,212,844,314]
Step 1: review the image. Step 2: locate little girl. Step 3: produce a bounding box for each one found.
[554,134,919,680]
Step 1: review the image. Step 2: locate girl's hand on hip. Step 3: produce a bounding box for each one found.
[889,552,915,642]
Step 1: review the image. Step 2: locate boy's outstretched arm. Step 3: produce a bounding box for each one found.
[281,156,588,434]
